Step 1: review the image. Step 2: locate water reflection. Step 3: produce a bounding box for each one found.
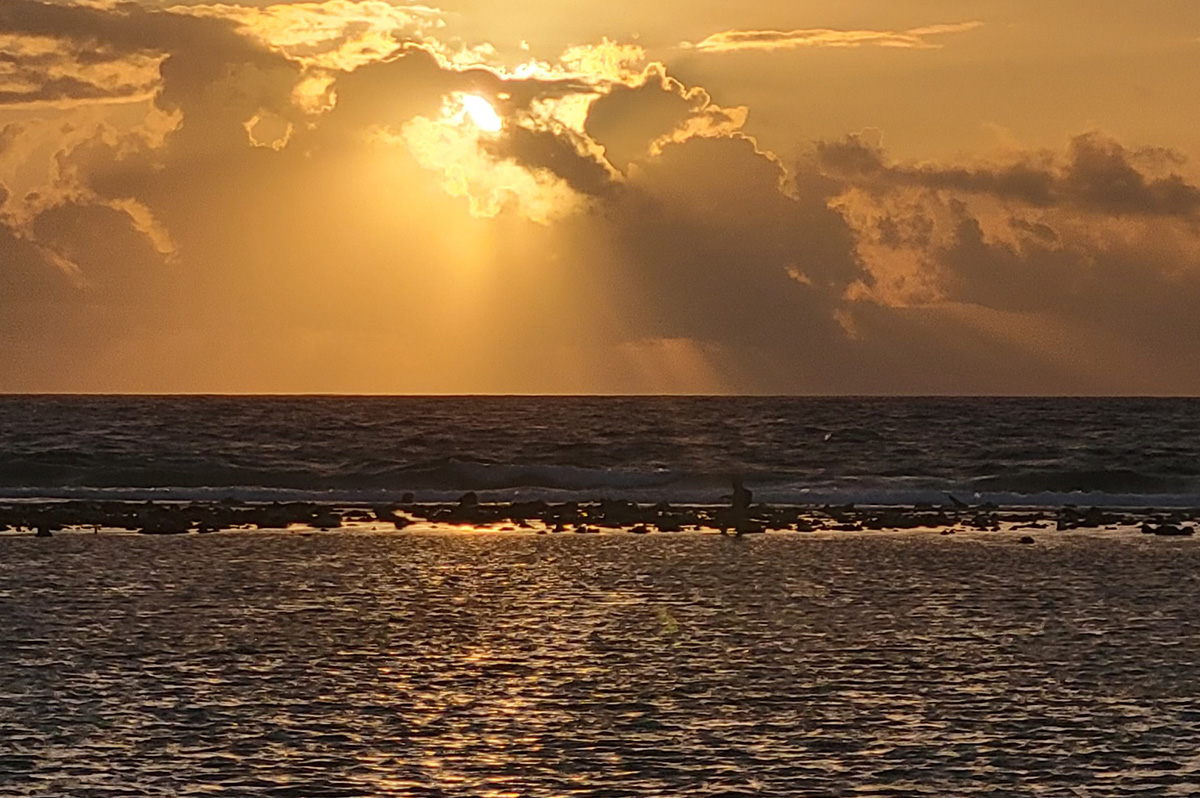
[1,532,1199,795]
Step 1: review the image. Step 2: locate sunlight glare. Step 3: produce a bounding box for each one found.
[461,94,503,133]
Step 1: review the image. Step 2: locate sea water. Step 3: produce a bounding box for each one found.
[1,395,1199,507]
[4,396,1200,796]
[2,531,1199,796]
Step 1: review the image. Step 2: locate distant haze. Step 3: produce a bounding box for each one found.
[2,0,1199,394]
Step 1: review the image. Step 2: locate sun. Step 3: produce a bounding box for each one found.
[397,90,585,224]
[460,94,503,133]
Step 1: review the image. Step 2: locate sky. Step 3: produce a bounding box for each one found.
[1,0,1199,394]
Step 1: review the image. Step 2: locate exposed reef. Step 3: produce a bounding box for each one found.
[1,498,1197,538]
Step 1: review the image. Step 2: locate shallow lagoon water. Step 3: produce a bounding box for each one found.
[3,531,1200,796]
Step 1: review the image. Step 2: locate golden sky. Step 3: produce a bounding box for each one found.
[2,0,1199,393]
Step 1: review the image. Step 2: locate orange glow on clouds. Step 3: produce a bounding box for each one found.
[2,1,1200,394]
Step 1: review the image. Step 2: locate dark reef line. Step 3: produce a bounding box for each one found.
[2,497,1198,538]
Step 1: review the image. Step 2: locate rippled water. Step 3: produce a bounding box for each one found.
[4,531,1200,796]
[3,396,1200,506]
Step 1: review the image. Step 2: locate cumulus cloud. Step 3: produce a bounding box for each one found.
[815,130,1200,391]
[685,21,983,53]
[583,64,747,172]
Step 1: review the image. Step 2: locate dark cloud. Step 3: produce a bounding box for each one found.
[1008,216,1059,244]
[0,0,274,107]
[0,1,255,60]
[936,203,1200,343]
[818,131,1200,218]
[30,202,168,296]
[0,223,75,305]
[584,67,715,172]
[0,75,138,106]
[1062,132,1200,217]
[315,46,453,133]
[598,136,863,359]
[483,125,614,197]
[823,150,1200,392]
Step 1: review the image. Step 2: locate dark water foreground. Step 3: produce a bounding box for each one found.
[3,532,1200,797]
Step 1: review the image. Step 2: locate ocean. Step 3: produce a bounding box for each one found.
[3,396,1200,795]
[4,531,1200,795]
[2,395,1199,507]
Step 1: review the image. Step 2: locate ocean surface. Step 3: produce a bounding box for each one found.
[1,395,1199,507]
[3,531,1200,796]
[5,398,1200,796]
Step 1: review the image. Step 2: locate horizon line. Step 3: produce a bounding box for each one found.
[3,392,1200,400]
